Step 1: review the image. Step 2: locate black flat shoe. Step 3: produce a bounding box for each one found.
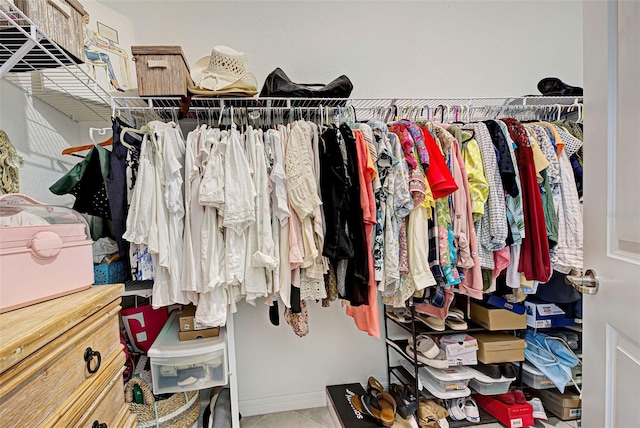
[475,362,502,380]
[500,363,517,379]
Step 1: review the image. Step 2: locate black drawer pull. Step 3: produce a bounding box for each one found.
[92,421,107,428]
[84,347,101,374]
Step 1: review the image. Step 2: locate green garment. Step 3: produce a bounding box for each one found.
[50,145,112,225]
[540,169,558,249]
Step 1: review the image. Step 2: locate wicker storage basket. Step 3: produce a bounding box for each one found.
[124,377,200,428]
[12,0,86,63]
[131,46,194,97]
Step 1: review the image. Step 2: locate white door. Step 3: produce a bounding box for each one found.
[582,1,640,427]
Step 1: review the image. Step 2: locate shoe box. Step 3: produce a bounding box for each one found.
[178,304,220,341]
[326,383,380,428]
[532,388,582,420]
[474,393,534,428]
[179,304,215,331]
[438,333,478,365]
[524,298,575,329]
[469,300,527,331]
[471,333,525,364]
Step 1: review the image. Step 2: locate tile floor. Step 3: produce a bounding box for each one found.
[239,407,580,428]
[240,407,334,428]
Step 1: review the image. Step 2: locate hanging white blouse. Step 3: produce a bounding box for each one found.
[286,122,322,221]
[196,286,229,328]
[244,127,276,303]
[159,122,194,306]
[181,126,206,292]
[224,127,255,286]
[199,126,226,211]
[123,133,153,246]
[200,128,227,291]
[264,129,286,297]
[144,125,169,307]
[223,126,256,233]
[268,128,290,225]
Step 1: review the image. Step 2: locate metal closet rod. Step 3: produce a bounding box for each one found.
[111,96,583,124]
[113,103,581,124]
[111,103,582,115]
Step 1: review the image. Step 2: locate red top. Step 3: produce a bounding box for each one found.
[420,126,459,199]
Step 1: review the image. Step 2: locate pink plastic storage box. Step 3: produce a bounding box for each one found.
[0,194,94,313]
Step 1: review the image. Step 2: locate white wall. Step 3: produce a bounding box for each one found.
[3,0,583,417]
[102,0,583,99]
[0,79,83,205]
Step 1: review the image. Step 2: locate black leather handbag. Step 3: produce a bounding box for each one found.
[259,68,353,98]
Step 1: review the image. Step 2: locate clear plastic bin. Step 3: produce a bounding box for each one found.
[399,360,471,399]
[516,362,556,389]
[148,311,227,394]
[423,366,474,393]
[466,366,515,395]
[151,348,226,394]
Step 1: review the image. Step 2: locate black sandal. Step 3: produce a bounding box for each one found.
[390,383,418,419]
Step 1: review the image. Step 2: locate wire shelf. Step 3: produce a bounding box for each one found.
[0,0,112,122]
[112,95,583,124]
[112,95,582,110]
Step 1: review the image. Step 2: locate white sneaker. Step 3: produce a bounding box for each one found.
[446,398,466,421]
[464,397,480,424]
[528,397,548,420]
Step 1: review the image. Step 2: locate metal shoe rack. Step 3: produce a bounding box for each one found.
[383,299,498,427]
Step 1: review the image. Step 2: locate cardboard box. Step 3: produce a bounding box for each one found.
[539,399,582,420]
[533,388,581,420]
[535,388,581,408]
[439,334,478,366]
[472,333,525,363]
[179,305,210,331]
[470,301,526,331]
[474,394,534,428]
[179,327,220,341]
[524,300,575,329]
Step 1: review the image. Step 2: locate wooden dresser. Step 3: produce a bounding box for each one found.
[0,283,137,427]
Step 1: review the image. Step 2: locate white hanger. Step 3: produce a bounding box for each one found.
[555,104,563,121]
[89,127,111,145]
[578,103,584,123]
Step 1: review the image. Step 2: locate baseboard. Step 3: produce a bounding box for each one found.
[238,371,388,417]
[239,390,328,417]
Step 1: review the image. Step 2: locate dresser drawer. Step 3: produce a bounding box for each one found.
[0,300,122,427]
[73,365,130,428]
[118,409,139,428]
[48,351,127,427]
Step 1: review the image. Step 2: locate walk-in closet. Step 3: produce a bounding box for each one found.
[1,1,638,428]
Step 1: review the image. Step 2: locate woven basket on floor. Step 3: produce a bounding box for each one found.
[124,377,200,428]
